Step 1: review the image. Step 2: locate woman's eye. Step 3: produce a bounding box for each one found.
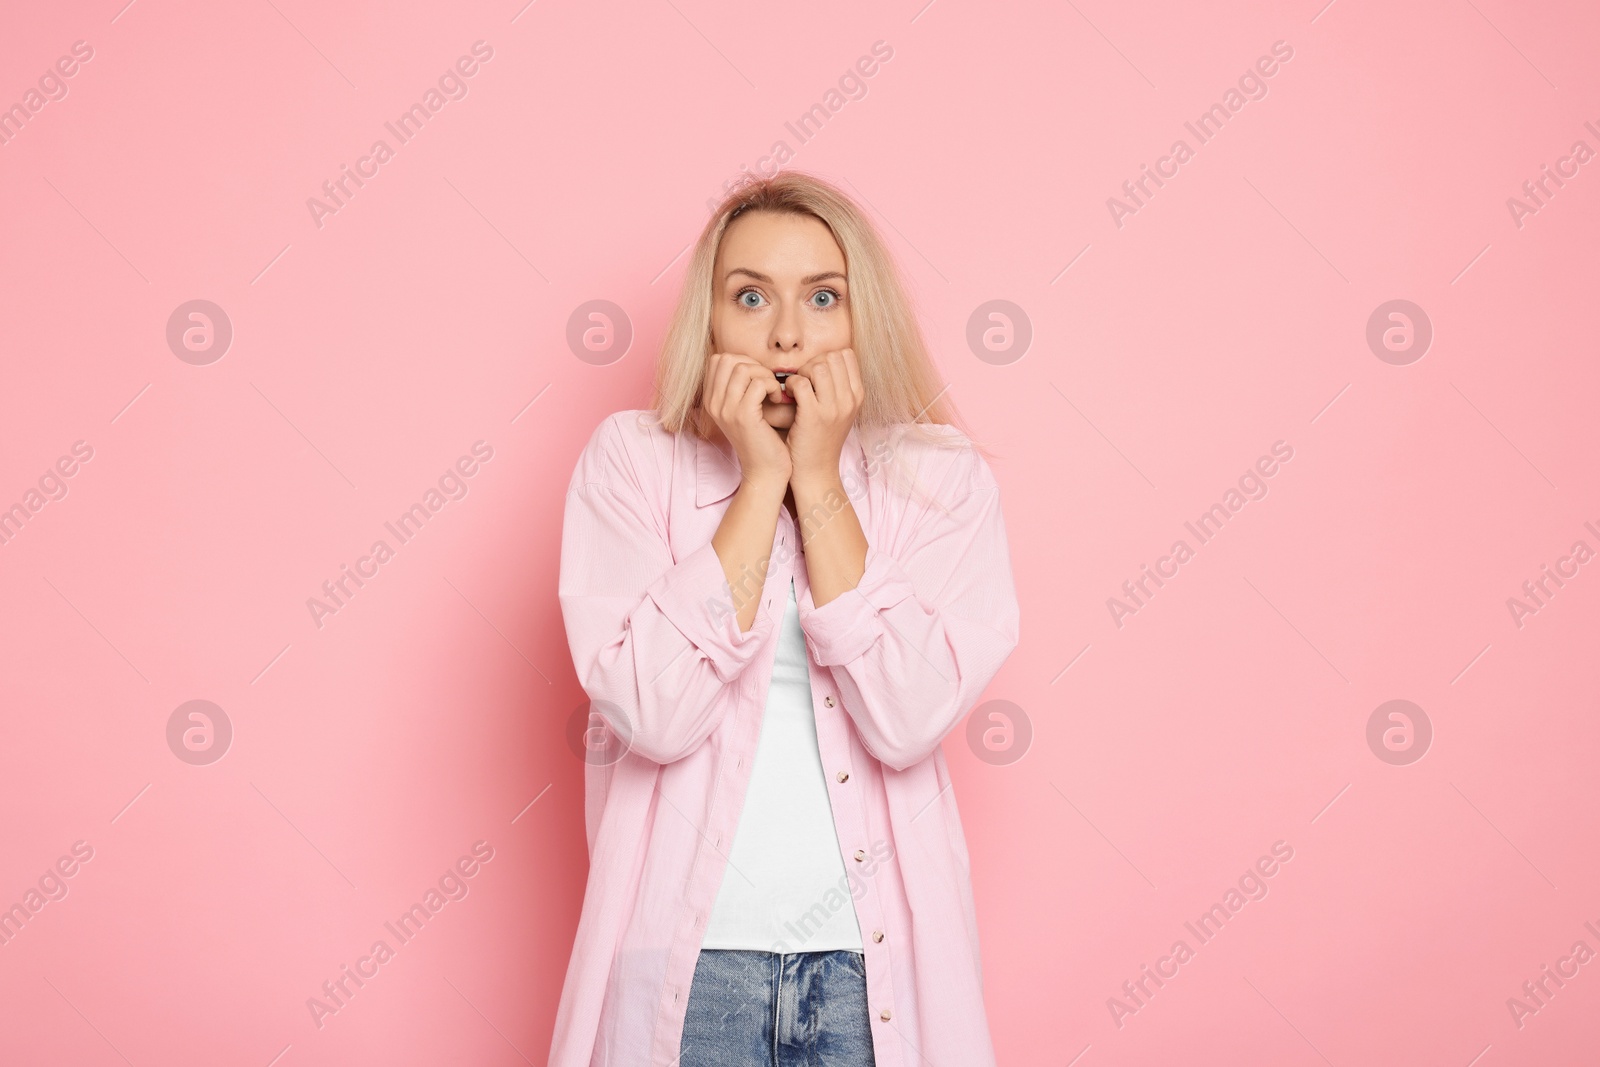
[735,287,841,309]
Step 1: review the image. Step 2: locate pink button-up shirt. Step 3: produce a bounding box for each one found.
[548,409,1020,1066]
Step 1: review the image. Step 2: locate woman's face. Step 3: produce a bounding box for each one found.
[709,209,852,433]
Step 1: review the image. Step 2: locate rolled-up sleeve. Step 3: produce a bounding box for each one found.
[799,465,1020,772]
[559,417,775,764]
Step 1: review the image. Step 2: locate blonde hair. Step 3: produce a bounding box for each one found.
[645,170,992,511]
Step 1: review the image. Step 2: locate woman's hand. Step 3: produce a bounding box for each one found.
[703,352,791,491]
[784,348,864,487]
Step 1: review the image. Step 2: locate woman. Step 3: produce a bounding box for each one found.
[549,171,1020,1066]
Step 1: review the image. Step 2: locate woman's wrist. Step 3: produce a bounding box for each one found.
[739,471,790,502]
[790,469,844,499]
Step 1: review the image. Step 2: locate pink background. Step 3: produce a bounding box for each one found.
[3,0,1599,1064]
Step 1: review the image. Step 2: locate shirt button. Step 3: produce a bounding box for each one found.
[879,1008,892,1021]
[854,849,866,862]
[825,696,835,708]
[836,771,849,783]
[872,930,884,942]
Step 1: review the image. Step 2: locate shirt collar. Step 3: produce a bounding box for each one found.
[695,423,865,507]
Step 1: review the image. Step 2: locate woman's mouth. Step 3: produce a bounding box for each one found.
[771,370,797,403]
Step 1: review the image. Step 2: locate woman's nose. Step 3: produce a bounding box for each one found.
[770,300,803,350]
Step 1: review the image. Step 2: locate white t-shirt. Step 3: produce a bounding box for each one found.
[700,578,865,952]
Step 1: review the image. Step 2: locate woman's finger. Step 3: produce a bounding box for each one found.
[728,359,776,423]
[812,354,843,418]
[736,369,772,421]
[704,352,729,417]
[787,369,817,416]
[841,348,864,409]
[793,361,829,419]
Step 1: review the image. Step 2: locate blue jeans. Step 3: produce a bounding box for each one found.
[678,949,877,1066]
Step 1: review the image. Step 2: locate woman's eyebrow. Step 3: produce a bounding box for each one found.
[726,268,847,285]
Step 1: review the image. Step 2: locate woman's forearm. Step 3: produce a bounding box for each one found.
[712,473,788,632]
[792,472,867,608]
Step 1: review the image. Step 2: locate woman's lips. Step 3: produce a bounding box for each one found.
[771,370,797,403]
